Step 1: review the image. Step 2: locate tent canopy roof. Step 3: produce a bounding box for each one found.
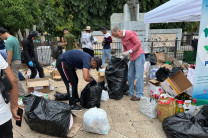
[144,0,202,24]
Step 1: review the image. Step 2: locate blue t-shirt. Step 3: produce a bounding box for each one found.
[59,50,92,70]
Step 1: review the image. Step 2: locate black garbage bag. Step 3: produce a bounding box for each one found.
[105,57,128,100]
[169,67,183,77]
[80,81,105,109]
[163,105,208,138]
[145,53,157,65]
[23,94,71,137]
[156,67,170,82]
[54,91,69,100]
[51,46,62,59]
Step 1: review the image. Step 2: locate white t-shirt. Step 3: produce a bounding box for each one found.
[0,54,12,125]
[81,33,94,50]
[104,33,111,38]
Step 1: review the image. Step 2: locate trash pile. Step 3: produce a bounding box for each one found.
[140,51,208,137]
[18,51,207,137]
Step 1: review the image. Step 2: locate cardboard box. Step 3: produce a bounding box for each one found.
[154,52,166,63]
[148,79,164,95]
[172,59,181,67]
[160,64,173,71]
[161,71,193,97]
[67,115,83,137]
[96,71,105,82]
[50,70,61,80]
[27,78,50,93]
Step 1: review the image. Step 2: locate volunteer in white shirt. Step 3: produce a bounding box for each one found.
[0,54,20,137]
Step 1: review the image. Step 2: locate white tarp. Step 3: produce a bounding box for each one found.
[144,0,202,23]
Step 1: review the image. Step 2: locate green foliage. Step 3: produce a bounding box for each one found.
[0,0,41,33]
[68,0,126,36]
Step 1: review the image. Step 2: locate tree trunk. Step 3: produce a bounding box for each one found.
[26,29,30,37]
[18,29,23,41]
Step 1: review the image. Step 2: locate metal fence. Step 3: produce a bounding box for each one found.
[94,42,123,58]
[34,38,196,65]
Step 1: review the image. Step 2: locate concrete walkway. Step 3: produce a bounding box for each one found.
[13,68,167,138]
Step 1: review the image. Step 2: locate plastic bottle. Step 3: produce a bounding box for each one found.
[176,100,184,114]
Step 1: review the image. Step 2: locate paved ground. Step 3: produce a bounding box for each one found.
[13,66,167,138]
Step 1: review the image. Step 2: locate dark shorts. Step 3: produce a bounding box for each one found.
[0,119,13,138]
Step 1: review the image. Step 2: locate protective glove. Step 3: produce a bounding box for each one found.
[122,49,133,57]
[28,61,34,67]
[90,77,97,84]
[120,55,124,60]
[122,51,130,57]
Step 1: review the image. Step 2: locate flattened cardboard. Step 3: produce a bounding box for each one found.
[27,78,50,93]
[161,71,192,97]
[173,59,181,67]
[50,70,61,80]
[160,64,173,71]
[96,71,106,82]
[67,115,83,138]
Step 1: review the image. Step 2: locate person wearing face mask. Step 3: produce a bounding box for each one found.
[22,31,45,79]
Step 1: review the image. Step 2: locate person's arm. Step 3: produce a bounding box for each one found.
[83,68,94,82]
[61,35,68,47]
[129,33,141,52]
[4,66,20,121]
[22,39,31,62]
[74,42,78,49]
[7,50,13,65]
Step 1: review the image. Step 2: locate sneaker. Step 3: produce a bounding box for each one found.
[71,104,84,111]
[130,96,140,101]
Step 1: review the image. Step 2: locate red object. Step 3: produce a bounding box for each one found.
[190,64,195,69]
[193,98,197,104]
[177,100,184,104]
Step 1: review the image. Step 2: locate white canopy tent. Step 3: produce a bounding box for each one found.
[144,0,202,23]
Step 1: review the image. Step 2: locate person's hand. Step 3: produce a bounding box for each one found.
[28,61,33,67]
[90,77,97,84]
[120,55,124,60]
[122,51,130,57]
[11,105,20,121]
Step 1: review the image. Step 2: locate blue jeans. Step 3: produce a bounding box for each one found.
[102,49,111,66]
[127,53,145,98]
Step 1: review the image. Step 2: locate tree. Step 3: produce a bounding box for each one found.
[67,0,126,36]
[0,0,41,34]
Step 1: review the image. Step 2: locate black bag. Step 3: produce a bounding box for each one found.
[145,53,157,65]
[23,94,71,137]
[168,67,183,78]
[54,91,69,100]
[80,81,104,109]
[105,57,128,100]
[0,70,12,104]
[156,67,170,82]
[163,105,208,138]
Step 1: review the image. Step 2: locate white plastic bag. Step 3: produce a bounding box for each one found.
[84,107,110,135]
[139,96,158,119]
[101,90,109,101]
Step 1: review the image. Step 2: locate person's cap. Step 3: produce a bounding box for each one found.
[94,57,102,71]
[29,31,38,38]
[63,28,68,32]
[84,26,91,31]
[0,27,7,34]
[101,27,107,32]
